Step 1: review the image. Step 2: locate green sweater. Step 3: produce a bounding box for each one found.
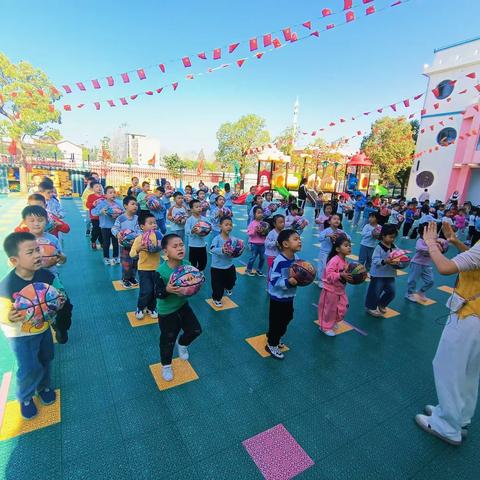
[156,260,189,315]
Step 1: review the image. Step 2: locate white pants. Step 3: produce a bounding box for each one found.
[316,251,329,287]
[429,314,480,441]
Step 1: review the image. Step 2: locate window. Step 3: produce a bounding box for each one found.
[433,79,455,99]
[437,127,457,147]
[416,171,434,189]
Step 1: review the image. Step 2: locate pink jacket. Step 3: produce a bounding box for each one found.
[321,255,348,294]
[247,220,266,245]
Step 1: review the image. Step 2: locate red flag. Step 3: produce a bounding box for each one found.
[430,125,435,131]
[434,103,440,110]
[346,11,355,22]
[290,32,298,42]
[137,69,146,80]
[159,64,166,73]
[311,31,320,37]
[322,8,331,16]
[420,128,425,134]
[228,43,239,53]
[475,84,480,92]
[145,90,154,95]
[197,52,207,60]
[148,154,156,167]
[50,86,60,95]
[172,82,179,91]
[363,112,371,116]
[48,104,54,112]
[311,131,317,136]
[473,105,480,112]
[77,104,85,109]
[413,93,423,100]
[8,140,17,155]
[263,34,272,47]
[156,88,163,94]
[94,102,100,110]
[282,28,291,41]
[76,82,86,91]
[344,0,353,9]
[446,97,452,103]
[107,100,116,107]
[340,118,346,123]
[302,21,311,29]
[408,113,415,119]
[439,121,445,126]
[366,6,375,14]
[421,109,427,115]
[432,87,440,97]
[377,108,383,113]
[403,99,410,107]
[130,94,138,100]
[63,104,72,111]
[107,76,114,86]
[357,131,362,136]
[390,104,397,112]
[435,146,439,151]
[120,97,128,105]
[326,24,335,30]
[363,0,374,2]
[249,38,258,51]
[236,59,245,68]
[92,79,101,89]
[121,73,130,83]
[329,122,336,127]
[186,74,194,80]
[197,155,204,176]
[255,52,264,59]
[213,48,221,60]
[458,89,467,94]
[182,57,192,68]
[466,72,476,79]
[273,38,282,48]
[37,88,44,96]
[62,85,72,93]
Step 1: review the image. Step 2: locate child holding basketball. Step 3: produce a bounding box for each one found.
[209,195,227,238]
[150,186,168,234]
[167,192,188,241]
[210,217,237,307]
[136,181,151,218]
[318,236,353,336]
[0,232,73,418]
[112,196,141,289]
[86,181,104,250]
[266,229,302,359]
[130,213,161,320]
[359,212,379,271]
[265,214,285,279]
[246,206,267,277]
[185,199,210,271]
[154,234,202,381]
[365,224,399,317]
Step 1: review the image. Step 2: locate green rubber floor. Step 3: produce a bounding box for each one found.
[0,196,478,480]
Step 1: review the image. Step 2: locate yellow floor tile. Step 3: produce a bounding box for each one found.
[438,285,454,294]
[149,359,198,391]
[397,270,407,276]
[245,334,289,358]
[346,254,359,261]
[235,266,252,275]
[0,390,61,441]
[382,307,400,318]
[112,280,139,291]
[205,297,238,311]
[314,320,353,334]
[415,297,436,306]
[126,311,158,327]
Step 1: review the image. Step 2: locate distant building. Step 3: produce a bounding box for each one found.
[124,133,161,166]
[406,37,480,204]
[56,140,83,162]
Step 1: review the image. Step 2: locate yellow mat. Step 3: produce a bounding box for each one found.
[314,320,353,334]
[126,311,157,327]
[245,334,289,357]
[438,285,454,294]
[205,297,238,311]
[381,307,400,318]
[149,359,198,391]
[112,280,139,291]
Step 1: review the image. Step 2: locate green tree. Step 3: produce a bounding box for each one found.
[394,119,420,196]
[216,114,270,187]
[0,53,62,190]
[163,153,186,179]
[361,116,415,186]
[274,126,295,156]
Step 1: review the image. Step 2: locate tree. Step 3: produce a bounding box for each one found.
[0,53,62,190]
[274,126,295,156]
[394,119,420,196]
[216,114,270,188]
[361,117,415,187]
[163,153,186,179]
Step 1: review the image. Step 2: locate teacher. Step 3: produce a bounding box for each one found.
[297,178,307,209]
[415,222,480,445]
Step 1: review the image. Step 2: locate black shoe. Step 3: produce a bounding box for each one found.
[55,330,68,344]
[129,278,139,287]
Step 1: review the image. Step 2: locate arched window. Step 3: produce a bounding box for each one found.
[433,80,455,99]
[437,127,457,147]
[416,171,434,189]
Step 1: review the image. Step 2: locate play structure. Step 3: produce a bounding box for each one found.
[343,152,373,195]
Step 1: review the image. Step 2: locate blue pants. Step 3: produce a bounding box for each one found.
[365,276,396,310]
[407,262,434,294]
[353,209,362,227]
[157,217,167,235]
[247,243,265,272]
[359,245,374,271]
[9,329,54,402]
[138,270,156,312]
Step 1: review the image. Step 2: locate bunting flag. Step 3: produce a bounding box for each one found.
[172,82,179,91]
[249,38,258,51]
[346,11,355,22]
[121,73,130,83]
[344,0,353,9]
[237,59,245,67]
[229,43,239,53]
[120,97,128,105]
[273,38,282,48]
[213,48,221,60]
[137,69,146,80]
[198,52,207,60]
[282,28,292,41]
[107,76,114,86]
[159,64,166,73]
[62,85,72,94]
[94,102,100,110]
[107,100,116,107]
[182,57,192,68]
[366,6,376,14]
[263,34,272,47]
[302,21,311,29]
[76,82,86,91]
[92,79,101,89]
[322,8,332,16]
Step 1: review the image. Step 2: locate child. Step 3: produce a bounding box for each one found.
[127,176,140,197]
[85,182,104,250]
[316,214,350,287]
[314,192,324,219]
[318,236,353,336]
[405,223,436,302]
[154,234,202,381]
[209,185,220,205]
[223,183,233,210]
[314,204,333,232]
[402,202,415,239]
[365,224,399,317]
[38,180,65,219]
[136,181,151,220]
[361,201,377,228]
[130,213,161,320]
[151,186,168,235]
[245,186,256,219]
[197,189,210,216]
[359,213,378,271]
[167,192,188,241]
[454,208,467,239]
[248,194,264,224]
[209,195,226,238]
[285,204,300,229]
[210,217,237,307]
[185,199,209,271]
[21,206,66,277]
[266,229,302,359]
[246,206,267,277]
[265,214,285,279]
[0,232,73,419]
[112,196,141,289]
[388,204,402,228]
[352,194,365,229]
[92,186,124,265]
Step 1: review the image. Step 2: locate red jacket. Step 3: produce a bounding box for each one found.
[16,212,70,237]
[86,194,104,220]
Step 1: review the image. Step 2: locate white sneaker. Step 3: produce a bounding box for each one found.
[423,405,468,437]
[405,294,418,302]
[414,414,461,445]
[333,323,340,331]
[416,292,427,302]
[162,365,173,382]
[104,258,111,266]
[213,300,223,308]
[321,329,336,337]
[177,344,189,360]
[366,308,382,317]
[265,344,284,359]
[147,309,158,319]
[225,289,233,296]
[135,309,144,320]
[112,257,121,265]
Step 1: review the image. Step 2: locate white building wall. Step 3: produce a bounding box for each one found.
[57,141,83,161]
[138,137,161,166]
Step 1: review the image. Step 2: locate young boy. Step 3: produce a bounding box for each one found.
[209,195,226,238]
[266,229,302,359]
[85,181,104,250]
[127,176,140,197]
[151,186,168,235]
[0,232,73,418]
[130,213,161,320]
[136,181,151,219]
[185,199,210,271]
[352,194,365,230]
[155,234,202,381]
[38,180,65,219]
[361,201,377,228]
[402,202,416,239]
[365,224,399,317]
[167,192,188,241]
[359,212,379,271]
[112,196,141,288]
[210,217,237,307]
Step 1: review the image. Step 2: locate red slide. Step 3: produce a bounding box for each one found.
[233,185,270,205]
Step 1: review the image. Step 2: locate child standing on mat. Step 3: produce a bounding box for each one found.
[185,199,209,271]
[209,195,226,238]
[130,213,161,320]
[265,214,285,280]
[136,181,151,220]
[112,196,141,289]
[86,181,104,250]
[210,216,237,307]
[150,186,168,235]
[154,234,202,382]
[318,236,352,336]
[359,212,379,271]
[266,229,302,359]
[365,224,399,317]
[246,206,267,277]
[167,192,187,241]
[0,232,73,419]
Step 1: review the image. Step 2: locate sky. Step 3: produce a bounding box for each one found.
[1,0,478,158]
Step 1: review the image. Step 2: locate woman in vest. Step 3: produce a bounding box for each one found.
[415,222,480,445]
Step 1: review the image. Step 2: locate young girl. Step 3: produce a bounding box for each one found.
[223,183,233,210]
[318,236,353,336]
[265,214,285,280]
[209,217,237,307]
[266,229,302,359]
[359,212,378,271]
[315,203,333,232]
[246,206,267,277]
[454,208,467,239]
[209,195,226,238]
[209,185,220,205]
[365,224,399,317]
[155,234,202,381]
[285,204,300,229]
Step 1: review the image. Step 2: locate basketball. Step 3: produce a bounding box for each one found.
[141,230,163,253]
[146,195,162,211]
[397,214,405,223]
[437,238,449,253]
[387,248,410,268]
[289,260,316,286]
[13,282,65,332]
[330,230,347,243]
[118,229,138,248]
[169,265,205,296]
[255,221,270,236]
[292,216,309,230]
[37,238,59,267]
[346,261,368,285]
[372,225,382,239]
[173,213,187,225]
[222,238,245,257]
[200,201,210,212]
[221,207,233,218]
[105,205,123,218]
[192,220,212,237]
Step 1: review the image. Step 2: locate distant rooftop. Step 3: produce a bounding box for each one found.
[434,36,480,53]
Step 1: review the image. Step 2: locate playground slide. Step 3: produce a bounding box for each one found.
[233,185,270,204]
[274,186,290,199]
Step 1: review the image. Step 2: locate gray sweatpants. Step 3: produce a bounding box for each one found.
[407,262,434,294]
